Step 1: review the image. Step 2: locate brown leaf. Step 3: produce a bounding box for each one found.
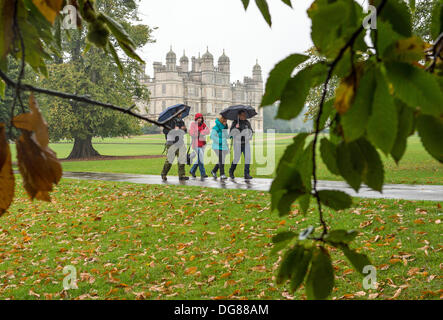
[0,123,14,216]
[184,266,197,275]
[0,0,15,59]
[13,94,49,148]
[16,130,62,201]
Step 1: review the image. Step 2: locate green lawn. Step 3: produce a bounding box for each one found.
[0,178,441,300]
[43,134,443,185]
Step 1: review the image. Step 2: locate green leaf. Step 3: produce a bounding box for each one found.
[278,62,327,120]
[271,161,305,214]
[431,0,443,39]
[0,79,5,99]
[341,65,376,142]
[367,70,397,154]
[255,0,272,27]
[308,0,354,58]
[376,21,403,58]
[116,39,144,64]
[98,13,136,47]
[409,0,416,12]
[320,138,340,175]
[356,138,384,192]
[385,62,443,118]
[107,41,123,74]
[324,230,358,245]
[391,99,414,163]
[298,194,311,215]
[336,141,364,192]
[318,190,352,210]
[272,231,298,244]
[277,245,303,284]
[241,0,250,10]
[278,191,304,216]
[290,247,313,293]
[278,133,308,165]
[339,245,371,275]
[306,247,334,300]
[374,0,412,37]
[417,115,443,163]
[281,0,292,8]
[261,54,309,107]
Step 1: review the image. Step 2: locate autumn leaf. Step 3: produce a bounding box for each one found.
[184,266,197,275]
[32,0,63,24]
[0,123,15,216]
[0,0,15,59]
[16,130,62,201]
[13,94,49,148]
[334,65,363,115]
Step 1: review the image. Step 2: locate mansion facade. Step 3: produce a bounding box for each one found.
[138,47,264,132]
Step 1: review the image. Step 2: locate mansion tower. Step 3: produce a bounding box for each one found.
[138,47,264,132]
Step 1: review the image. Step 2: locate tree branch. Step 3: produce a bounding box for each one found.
[311,0,388,238]
[0,68,171,130]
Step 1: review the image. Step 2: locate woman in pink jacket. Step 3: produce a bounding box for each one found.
[189,113,210,178]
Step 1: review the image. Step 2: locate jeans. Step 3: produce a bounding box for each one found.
[190,147,206,176]
[230,143,251,176]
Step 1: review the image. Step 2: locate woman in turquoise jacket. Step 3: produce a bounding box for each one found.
[210,115,229,179]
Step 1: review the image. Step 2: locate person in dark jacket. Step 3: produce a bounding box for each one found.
[210,115,229,180]
[189,113,210,178]
[229,110,254,180]
[161,111,189,181]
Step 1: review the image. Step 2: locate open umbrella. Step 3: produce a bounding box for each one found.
[158,104,191,124]
[220,105,257,121]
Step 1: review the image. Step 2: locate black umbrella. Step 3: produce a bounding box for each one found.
[220,105,257,121]
[158,104,191,123]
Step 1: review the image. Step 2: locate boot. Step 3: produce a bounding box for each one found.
[229,164,237,180]
[178,164,188,180]
[244,164,253,180]
[161,162,172,181]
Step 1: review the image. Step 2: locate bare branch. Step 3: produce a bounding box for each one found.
[0,69,171,130]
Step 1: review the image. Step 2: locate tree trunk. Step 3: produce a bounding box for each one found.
[67,136,100,160]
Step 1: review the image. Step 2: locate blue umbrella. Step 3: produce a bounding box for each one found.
[220,105,257,121]
[158,104,191,123]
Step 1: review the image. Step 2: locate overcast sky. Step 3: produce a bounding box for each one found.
[137,0,315,83]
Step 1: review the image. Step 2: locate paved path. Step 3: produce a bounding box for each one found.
[63,171,443,201]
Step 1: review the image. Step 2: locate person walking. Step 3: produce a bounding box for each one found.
[189,113,210,178]
[229,110,254,180]
[160,111,189,181]
[210,115,229,180]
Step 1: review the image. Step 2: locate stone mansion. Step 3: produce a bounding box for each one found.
[138,47,264,132]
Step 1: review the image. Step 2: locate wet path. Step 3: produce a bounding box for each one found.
[62,171,443,201]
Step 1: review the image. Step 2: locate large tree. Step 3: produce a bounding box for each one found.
[38,0,153,159]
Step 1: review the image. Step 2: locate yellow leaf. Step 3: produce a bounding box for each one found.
[0,123,15,216]
[334,76,356,115]
[393,36,426,62]
[32,0,63,24]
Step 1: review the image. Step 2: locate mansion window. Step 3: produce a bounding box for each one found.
[162,84,166,95]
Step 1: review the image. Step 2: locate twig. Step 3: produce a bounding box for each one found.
[311,0,388,238]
